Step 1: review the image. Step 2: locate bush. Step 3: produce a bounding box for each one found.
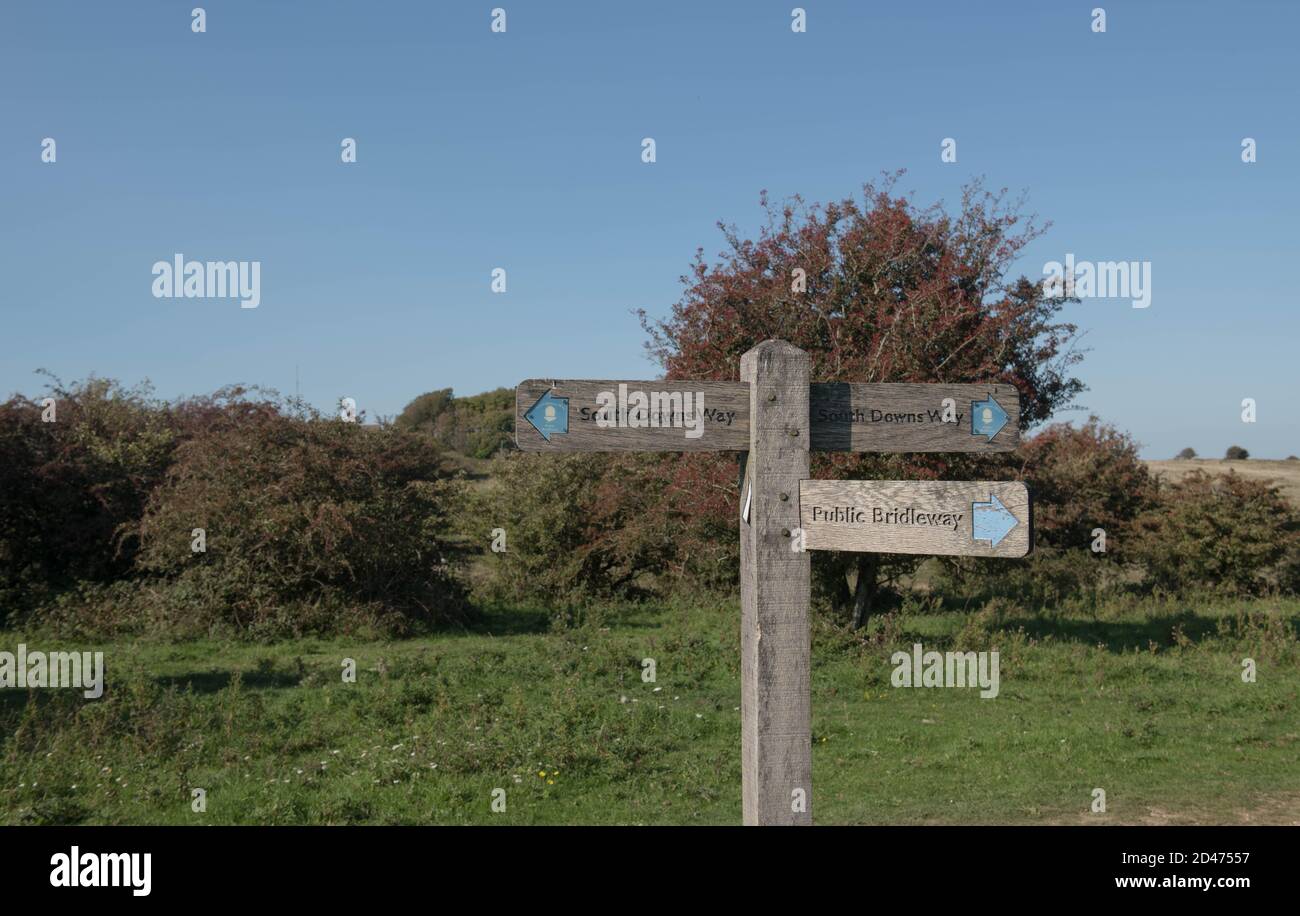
[968,548,1122,608]
[471,451,736,606]
[1133,470,1299,596]
[1225,445,1249,460]
[0,376,179,617]
[1016,418,1153,557]
[134,398,470,634]
[1176,447,1196,459]
[395,387,514,459]
[938,418,1154,603]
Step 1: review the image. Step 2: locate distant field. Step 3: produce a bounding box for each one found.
[1144,458,1300,506]
[3,596,1297,825]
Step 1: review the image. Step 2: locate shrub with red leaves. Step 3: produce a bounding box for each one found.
[0,376,179,616]
[135,397,470,634]
[638,175,1085,620]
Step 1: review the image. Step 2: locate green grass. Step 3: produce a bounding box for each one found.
[2,596,1297,825]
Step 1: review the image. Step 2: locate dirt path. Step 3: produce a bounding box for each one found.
[1051,792,1300,826]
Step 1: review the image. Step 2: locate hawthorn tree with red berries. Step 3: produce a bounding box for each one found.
[638,174,1084,625]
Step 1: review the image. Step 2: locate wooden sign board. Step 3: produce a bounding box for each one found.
[515,380,749,452]
[809,382,1019,453]
[515,380,1019,453]
[799,479,1032,558]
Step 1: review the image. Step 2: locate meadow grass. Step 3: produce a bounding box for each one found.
[2,596,1297,825]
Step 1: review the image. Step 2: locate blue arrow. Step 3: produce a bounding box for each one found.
[972,494,1019,547]
[524,390,569,441]
[970,393,1009,441]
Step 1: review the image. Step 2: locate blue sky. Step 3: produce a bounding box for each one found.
[2,1,1297,458]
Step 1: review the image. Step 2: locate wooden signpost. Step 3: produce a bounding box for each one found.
[515,340,1032,825]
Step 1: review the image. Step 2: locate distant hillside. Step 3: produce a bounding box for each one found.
[394,387,514,459]
[1144,458,1300,506]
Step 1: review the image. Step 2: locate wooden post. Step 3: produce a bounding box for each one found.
[739,340,812,825]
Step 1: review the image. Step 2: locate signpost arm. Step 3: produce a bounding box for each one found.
[739,340,812,825]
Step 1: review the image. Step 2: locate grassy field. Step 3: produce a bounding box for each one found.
[1144,458,1300,506]
[3,595,1297,825]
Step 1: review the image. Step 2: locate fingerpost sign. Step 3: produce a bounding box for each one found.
[516,340,1031,825]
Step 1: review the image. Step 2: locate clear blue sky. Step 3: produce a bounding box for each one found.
[3,1,1297,458]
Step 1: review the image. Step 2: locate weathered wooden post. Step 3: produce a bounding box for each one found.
[739,340,812,825]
